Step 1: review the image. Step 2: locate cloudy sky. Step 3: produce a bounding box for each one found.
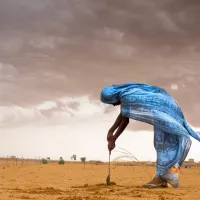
[0,0,200,162]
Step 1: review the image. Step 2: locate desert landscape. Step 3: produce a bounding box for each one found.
[1,1,200,200]
[1,159,200,200]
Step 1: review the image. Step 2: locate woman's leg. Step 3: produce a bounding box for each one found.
[154,127,191,187]
[154,126,179,176]
[143,126,191,188]
[142,127,170,188]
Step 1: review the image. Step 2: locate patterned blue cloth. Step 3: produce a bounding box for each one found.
[101,82,200,176]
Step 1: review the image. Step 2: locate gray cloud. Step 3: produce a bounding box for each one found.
[0,0,200,127]
[1,0,200,57]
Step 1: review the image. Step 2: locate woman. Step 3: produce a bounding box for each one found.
[100,82,200,188]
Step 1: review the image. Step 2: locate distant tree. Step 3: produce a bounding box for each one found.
[58,157,64,165]
[47,157,50,163]
[80,157,86,170]
[71,155,77,161]
[41,158,48,164]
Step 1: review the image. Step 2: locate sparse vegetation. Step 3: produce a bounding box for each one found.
[80,157,86,169]
[71,154,77,161]
[41,158,48,164]
[58,157,65,165]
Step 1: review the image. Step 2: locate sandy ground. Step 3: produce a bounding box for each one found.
[0,162,200,200]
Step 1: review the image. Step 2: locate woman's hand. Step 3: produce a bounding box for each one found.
[107,131,116,152]
[108,139,116,152]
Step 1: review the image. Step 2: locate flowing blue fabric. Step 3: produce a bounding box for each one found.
[100,82,200,176]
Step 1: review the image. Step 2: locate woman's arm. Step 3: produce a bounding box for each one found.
[113,116,129,141]
[107,113,122,142]
[108,116,129,152]
[109,113,122,133]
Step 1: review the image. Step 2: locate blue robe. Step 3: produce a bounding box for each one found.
[100,82,200,176]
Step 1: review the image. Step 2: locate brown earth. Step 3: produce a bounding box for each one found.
[0,161,200,200]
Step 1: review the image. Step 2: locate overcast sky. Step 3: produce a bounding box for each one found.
[0,0,200,162]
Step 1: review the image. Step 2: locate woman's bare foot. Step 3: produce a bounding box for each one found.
[142,176,168,188]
